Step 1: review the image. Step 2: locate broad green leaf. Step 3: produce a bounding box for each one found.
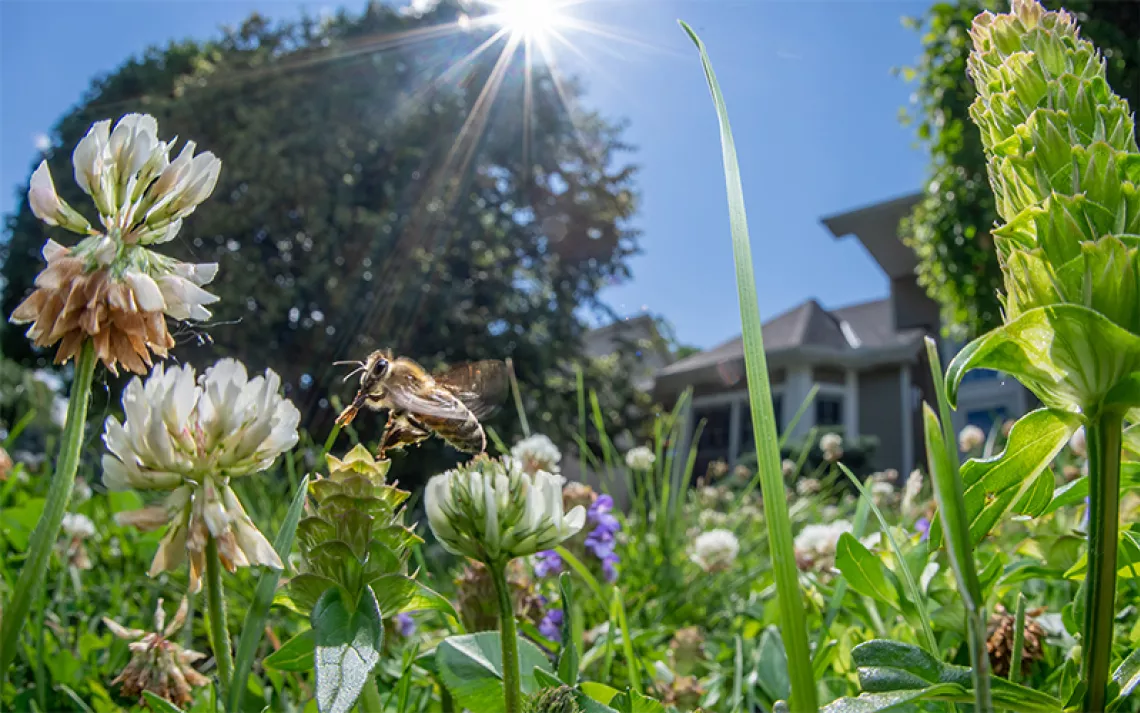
[932,408,1078,546]
[609,690,666,713]
[557,573,579,685]
[1045,462,1140,514]
[141,692,185,713]
[285,573,339,613]
[945,304,1140,415]
[1112,647,1140,699]
[312,586,384,713]
[367,573,459,620]
[533,668,563,688]
[755,626,791,703]
[822,684,966,713]
[853,640,963,687]
[580,682,620,705]
[263,629,316,672]
[435,632,552,713]
[835,533,899,608]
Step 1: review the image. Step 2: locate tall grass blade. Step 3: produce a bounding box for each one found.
[229,475,311,713]
[679,20,816,712]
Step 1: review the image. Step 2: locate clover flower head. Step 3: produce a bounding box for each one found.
[958,425,986,453]
[511,433,562,475]
[691,528,739,573]
[625,445,656,471]
[11,114,222,374]
[820,433,843,462]
[426,456,586,563]
[104,359,298,590]
[104,598,208,708]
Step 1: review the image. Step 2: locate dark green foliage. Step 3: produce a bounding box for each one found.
[899,0,1140,338]
[0,1,643,470]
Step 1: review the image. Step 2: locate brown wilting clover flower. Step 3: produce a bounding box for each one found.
[10,114,222,375]
[987,603,1046,677]
[104,598,208,708]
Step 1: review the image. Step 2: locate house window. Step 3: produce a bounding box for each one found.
[740,393,782,452]
[966,406,1009,438]
[816,394,844,428]
[960,368,1001,384]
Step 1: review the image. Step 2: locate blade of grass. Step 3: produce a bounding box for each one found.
[506,358,530,438]
[924,337,992,713]
[228,475,310,713]
[779,384,820,450]
[680,22,816,711]
[611,587,642,693]
[815,493,872,650]
[556,546,607,607]
[1010,593,1027,685]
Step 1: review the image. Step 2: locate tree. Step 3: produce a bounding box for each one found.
[900,0,1139,338]
[1,1,644,476]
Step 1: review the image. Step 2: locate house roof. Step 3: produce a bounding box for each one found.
[821,193,922,280]
[656,297,924,388]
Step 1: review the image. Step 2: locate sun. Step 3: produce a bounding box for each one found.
[488,0,566,40]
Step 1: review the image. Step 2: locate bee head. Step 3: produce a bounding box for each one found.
[361,350,390,389]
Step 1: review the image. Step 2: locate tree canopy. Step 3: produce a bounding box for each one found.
[900,0,1139,338]
[1,1,649,462]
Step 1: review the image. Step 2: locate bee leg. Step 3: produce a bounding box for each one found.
[378,413,431,457]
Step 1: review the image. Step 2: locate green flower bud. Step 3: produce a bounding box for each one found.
[524,687,581,713]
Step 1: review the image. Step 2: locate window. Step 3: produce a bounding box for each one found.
[741,393,782,452]
[816,394,844,427]
[960,368,1001,384]
[966,406,1009,439]
[692,404,732,475]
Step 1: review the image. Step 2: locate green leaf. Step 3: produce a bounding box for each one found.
[367,573,459,621]
[755,626,791,703]
[822,684,965,713]
[835,533,899,608]
[580,682,620,705]
[141,692,186,713]
[609,690,666,713]
[679,19,816,713]
[263,629,316,672]
[1112,647,1140,699]
[435,632,552,713]
[557,573,579,685]
[312,586,384,713]
[945,304,1140,415]
[533,667,563,688]
[1065,525,1140,579]
[230,475,310,713]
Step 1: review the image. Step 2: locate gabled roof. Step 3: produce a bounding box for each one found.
[821,193,922,280]
[656,297,924,386]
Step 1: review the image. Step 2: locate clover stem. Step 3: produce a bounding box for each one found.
[206,534,235,702]
[1083,411,1123,713]
[491,560,523,713]
[0,341,97,677]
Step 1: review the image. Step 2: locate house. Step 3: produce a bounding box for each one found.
[653,193,1031,475]
[582,314,672,393]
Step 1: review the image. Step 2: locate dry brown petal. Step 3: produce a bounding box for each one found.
[10,247,177,375]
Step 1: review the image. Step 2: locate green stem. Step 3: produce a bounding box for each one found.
[490,561,523,713]
[0,341,97,677]
[1083,411,1123,713]
[1010,593,1027,685]
[206,535,234,702]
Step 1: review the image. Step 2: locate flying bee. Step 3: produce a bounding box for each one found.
[335,351,507,456]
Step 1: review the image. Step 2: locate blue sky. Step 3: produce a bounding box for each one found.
[0,0,930,350]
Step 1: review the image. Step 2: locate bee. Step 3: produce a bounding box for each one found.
[335,350,507,455]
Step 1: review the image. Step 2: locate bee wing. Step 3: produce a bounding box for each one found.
[435,360,508,419]
[385,372,474,421]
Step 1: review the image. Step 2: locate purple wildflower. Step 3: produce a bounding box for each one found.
[535,550,563,578]
[539,609,563,642]
[395,613,416,638]
[915,517,930,541]
[601,553,620,582]
[588,495,621,532]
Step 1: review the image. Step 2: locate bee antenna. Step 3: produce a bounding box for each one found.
[333,360,363,367]
[341,366,366,382]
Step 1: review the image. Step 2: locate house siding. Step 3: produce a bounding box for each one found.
[858,366,904,473]
[891,276,940,332]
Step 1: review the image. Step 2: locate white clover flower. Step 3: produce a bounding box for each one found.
[958,424,986,453]
[62,512,96,540]
[73,477,93,504]
[425,456,586,563]
[510,433,562,475]
[1069,427,1087,458]
[691,529,739,573]
[104,358,299,590]
[794,520,861,571]
[820,433,843,462]
[11,114,222,375]
[796,477,821,497]
[625,445,656,471]
[781,459,797,478]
